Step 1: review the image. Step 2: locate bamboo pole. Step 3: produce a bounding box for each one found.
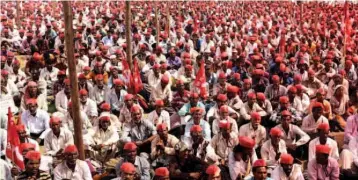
[125,1,133,72]
[155,2,160,45]
[15,1,21,28]
[300,2,303,32]
[62,1,85,160]
[166,2,170,36]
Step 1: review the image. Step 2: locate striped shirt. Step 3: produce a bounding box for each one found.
[17,170,52,180]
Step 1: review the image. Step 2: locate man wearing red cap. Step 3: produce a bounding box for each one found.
[90,74,110,105]
[229,136,257,180]
[212,105,239,135]
[184,107,211,141]
[55,78,72,114]
[44,117,74,156]
[62,101,93,135]
[244,159,272,180]
[264,75,287,107]
[271,153,304,180]
[212,72,230,95]
[15,124,40,151]
[207,94,239,124]
[178,92,206,124]
[118,94,144,124]
[171,79,190,112]
[239,92,267,122]
[308,123,339,161]
[79,89,98,121]
[147,63,162,90]
[326,72,349,100]
[105,78,128,114]
[53,144,92,180]
[154,167,170,180]
[239,112,267,149]
[114,142,150,180]
[261,127,287,167]
[205,165,222,180]
[147,99,171,129]
[274,110,309,157]
[17,151,51,180]
[211,120,238,162]
[302,102,329,135]
[256,93,273,116]
[151,123,179,160]
[302,69,326,98]
[150,75,173,104]
[307,145,340,180]
[1,69,19,96]
[269,95,302,127]
[226,85,243,111]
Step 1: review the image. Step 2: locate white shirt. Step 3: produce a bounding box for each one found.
[212,117,239,135]
[44,128,74,156]
[239,123,267,148]
[348,136,358,167]
[150,83,173,102]
[301,114,329,134]
[275,124,310,146]
[271,164,304,180]
[308,137,339,161]
[146,110,171,130]
[62,111,93,135]
[40,67,59,82]
[88,126,119,146]
[80,98,98,118]
[260,139,287,167]
[90,86,109,105]
[21,109,50,137]
[55,90,70,114]
[53,160,93,180]
[105,89,127,111]
[228,151,258,180]
[0,159,12,180]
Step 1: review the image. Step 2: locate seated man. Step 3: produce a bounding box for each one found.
[184,107,211,141]
[151,123,179,160]
[307,145,340,180]
[308,123,339,161]
[53,145,92,180]
[302,102,329,136]
[211,121,239,163]
[275,110,310,157]
[16,124,40,150]
[212,105,239,135]
[244,159,273,180]
[96,103,122,133]
[271,153,304,180]
[261,127,287,168]
[115,142,151,180]
[239,112,267,149]
[119,94,143,124]
[206,165,222,180]
[62,101,93,135]
[17,151,51,180]
[44,117,74,156]
[269,96,302,127]
[55,78,71,114]
[147,100,171,129]
[340,132,358,179]
[240,92,267,122]
[105,78,127,115]
[227,85,243,112]
[177,92,206,125]
[150,75,172,104]
[79,89,98,122]
[344,114,358,144]
[228,136,257,180]
[207,94,239,123]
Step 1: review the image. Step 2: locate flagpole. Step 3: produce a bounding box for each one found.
[125,1,133,72]
[155,2,160,45]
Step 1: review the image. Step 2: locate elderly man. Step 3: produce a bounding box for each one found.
[62,101,93,135]
[121,105,156,151]
[44,117,73,156]
[116,162,137,180]
[261,127,287,168]
[271,153,304,180]
[79,89,98,121]
[97,103,122,132]
[178,92,206,124]
[227,85,243,111]
[307,145,340,180]
[115,142,151,180]
[207,94,239,124]
[53,145,92,180]
[275,110,310,157]
[240,92,267,122]
[147,100,171,129]
[16,124,40,150]
[90,74,110,105]
[228,136,257,180]
[151,123,179,160]
[55,78,71,114]
[17,151,51,180]
[184,107,211,141]
[105,78,127,115]
[264,75,287,107]
[269,96,302,126]
[239,112,267,149]
[212,72,230,95]
[21,98,50,142]
[150,75,173,104]
[308,123,339,161]
[119,94,143,124]
[211,120,239,163]
[212,105,239,135]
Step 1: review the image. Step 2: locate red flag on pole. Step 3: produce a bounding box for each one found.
[194,61,206,88]
[6,107,24,170]
[344,2,352,45]
[130,58,143,94]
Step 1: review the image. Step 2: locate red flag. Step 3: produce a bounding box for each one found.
[6,108,24,170]
[122,58,131,87]
[344,2,352,45]
[130,58,143,94]
[194,61,206,88]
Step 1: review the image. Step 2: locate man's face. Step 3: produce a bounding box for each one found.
[271,135,281,146]
[28,104,38,114]
[248,97,256,104]
[131,110,142,124]
[253,167,268,180]
[217,100,226,108]
[125,149,137,162]
[121,171,135,180]
[189,97,199,106]
[50,122,61,134]
[316,153,329,164]
[29,85,38,94]
[179,150,189,160]
[208,174,221,180]
[80,94,87,103]
[158,128,168,140]
[18,130,27,140]
[100,120,110,131]
[64,84,71,93]
[30,69,40,79]
[312,107,323,119]
[25,159,41,175]
[251,118,261,129]
[156,105,163,114]
[281,115,292,128]
[193,111,202,123]
[191,131,202,143]
[280,102,289,110]
[65,151,78,166]
[220,111,229,119]
[96,79,104,88]
[281,163,293,175]
[318,130,329,141]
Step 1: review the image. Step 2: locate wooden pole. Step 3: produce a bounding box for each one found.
[125,1,133,71]
[62,1,85,160]
[166,2,170,36]
[155,2,160,45]
[15,1,21,28]
[300,2,303,32]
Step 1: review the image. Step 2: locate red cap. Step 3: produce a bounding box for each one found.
[256,93,265,100]
[26,98,37,105]
[190,125,202,132]
[247,92,256,99]
[83,66,91,71]
[227,85,239,93]
[279,96,289,103]
[79,89,88,96]
[155,99,164,107]
[58,70,66,76]
[281,110,291,116]
[156,123,167,131]
[308,69,315,76]
[16,124,26,132]
[239,136,255,149]
[190,107,204,114]
[270,127,282,137]
[50,117,61,124]
[185,65,193,70]
[78,73,86,79]
[153,64,161,69]
[64,78,71,85]
[25,151,41,161]
[130,105,141,113]
[217,94,227,101]
[294,74,302,82]
[190,93,199,99]
[100,103,111,111]
[155,167,170,177]
[99,116,111,122]
[288,86,297,93]
[317,123,330,132]
[316,144,331,155]
[219,105,229,113]
[19,143,36,154]
[253,159,267,168]
[312,102,324,109]
[218,72,226,79]
[316,88,326,95]
[113,79,124,86]
[219,120,231,130]
[120,162,136,174]
[64,144,78,153]
[124,94,134,101]
[233,73,240,80]
[206,165,221,175]
[95,74,103,80]
[123,142,137,151]
[161,75,169,84]
[27,81,37,87]
[280,153,294,164]
[251,112,261,121]
[1,70,9,76]
[272,75,280,83]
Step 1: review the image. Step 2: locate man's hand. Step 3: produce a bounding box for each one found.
[189,172,201,179]
[135,141,143,146]
[91,144,103,151]
[55,148,63,157]
[36,138,42,143]
[11,167,19,177]
[156,141,165,150]
[286,144,297,151]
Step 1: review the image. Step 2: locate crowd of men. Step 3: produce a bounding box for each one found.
[1,1,358,180]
